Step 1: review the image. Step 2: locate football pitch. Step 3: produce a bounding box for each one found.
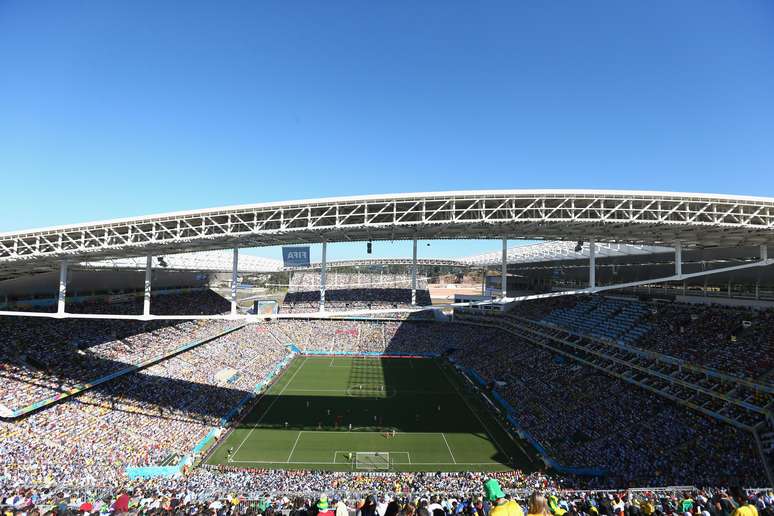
[205,356,536,472]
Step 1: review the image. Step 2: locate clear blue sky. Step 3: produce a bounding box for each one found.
[1,1,773,261]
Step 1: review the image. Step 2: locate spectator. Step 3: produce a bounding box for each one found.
[527,493,550,516]
[336,497,350,516]
[484,479,523,516]
[360,495,378,516]
[316,495,336,516]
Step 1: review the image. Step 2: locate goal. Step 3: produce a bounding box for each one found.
[353,452,391,470]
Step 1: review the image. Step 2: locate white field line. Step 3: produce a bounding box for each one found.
[231,357,307,459]
[242,434,459,465]
[227,459,500,465]
[441,433,457,463]
[287,431,303,462]
[282,388,453,394]
[435,360,511,460]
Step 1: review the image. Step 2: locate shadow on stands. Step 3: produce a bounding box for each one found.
[1,347,256,422]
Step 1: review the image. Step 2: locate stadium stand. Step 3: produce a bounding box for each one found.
[1,323,286,486]
[282,288,432,312]
[282,272,432,311]
[507,296,774,381]
[1,299,773,502]
[287,272,428,292]
[0,291,234,411]
[2,482,772,515]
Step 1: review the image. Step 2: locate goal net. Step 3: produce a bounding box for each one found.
[354,452,391,470]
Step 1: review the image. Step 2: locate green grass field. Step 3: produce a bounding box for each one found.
[206,355,536,472]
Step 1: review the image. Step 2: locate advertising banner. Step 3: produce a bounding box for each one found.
[282,246,310,267]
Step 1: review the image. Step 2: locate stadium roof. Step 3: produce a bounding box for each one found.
[283,258,465,270]
[78,253,464,273]
[460,241,675,267]
[80,250,283,273]
[2,189,773,280]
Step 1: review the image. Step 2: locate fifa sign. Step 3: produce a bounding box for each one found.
[282,246,310,267]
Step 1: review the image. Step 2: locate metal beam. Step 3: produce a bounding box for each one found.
[589,238,596,289]
[231,247,239,316]
[411,238,417,306]
[3,191,774,277]
[320,242,327,312]
[57,261,67,315]
[143,255,152,317]
[675,241,682,277]
[3,252,774,321]
[501,237,507,298]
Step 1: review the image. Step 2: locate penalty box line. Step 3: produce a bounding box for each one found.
[239,431,463,465]
[281,387,455,396]
[334,450,412,465]
[227,459,500,466]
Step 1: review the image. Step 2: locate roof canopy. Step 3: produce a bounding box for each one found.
[2,189,773,279]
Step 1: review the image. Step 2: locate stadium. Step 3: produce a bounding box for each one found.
[1,189,773,511]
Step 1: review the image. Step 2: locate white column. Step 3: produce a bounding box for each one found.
[143,255,152,317]
[231,247,239,316]
[589,239,596,289]
[501,238,507,298]
[755,280,760,300]
[761,244,768,261]
[674,241,682,277]
[411,238,418,305]
[57,261,68,315]
[320,242,327,312]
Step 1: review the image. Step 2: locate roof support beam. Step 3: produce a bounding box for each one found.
[57,261,67,316]
[320,242,327,312]
[231,247,239,317]
[675,241,682,278]
[501,237,508,298]
[2,192,774,269]
[411,238,417,306]
[143,255,152,318]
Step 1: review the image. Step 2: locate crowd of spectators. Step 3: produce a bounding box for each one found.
[283,271,433,312]
[0,291,235,411]
[2,295,773,499]
[269,320,488,355]
[635,304,774,379]
[2,476,772,516]
[447,324,766,488]
[282,289,432,312]
[288,273,429,292]
[1,324,286,488]
[507,296,774,381]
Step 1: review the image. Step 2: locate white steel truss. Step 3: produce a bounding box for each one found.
[284,258,465,270]
[2,190,774,279]
[461,241,674,267]
[80,250,283,273]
